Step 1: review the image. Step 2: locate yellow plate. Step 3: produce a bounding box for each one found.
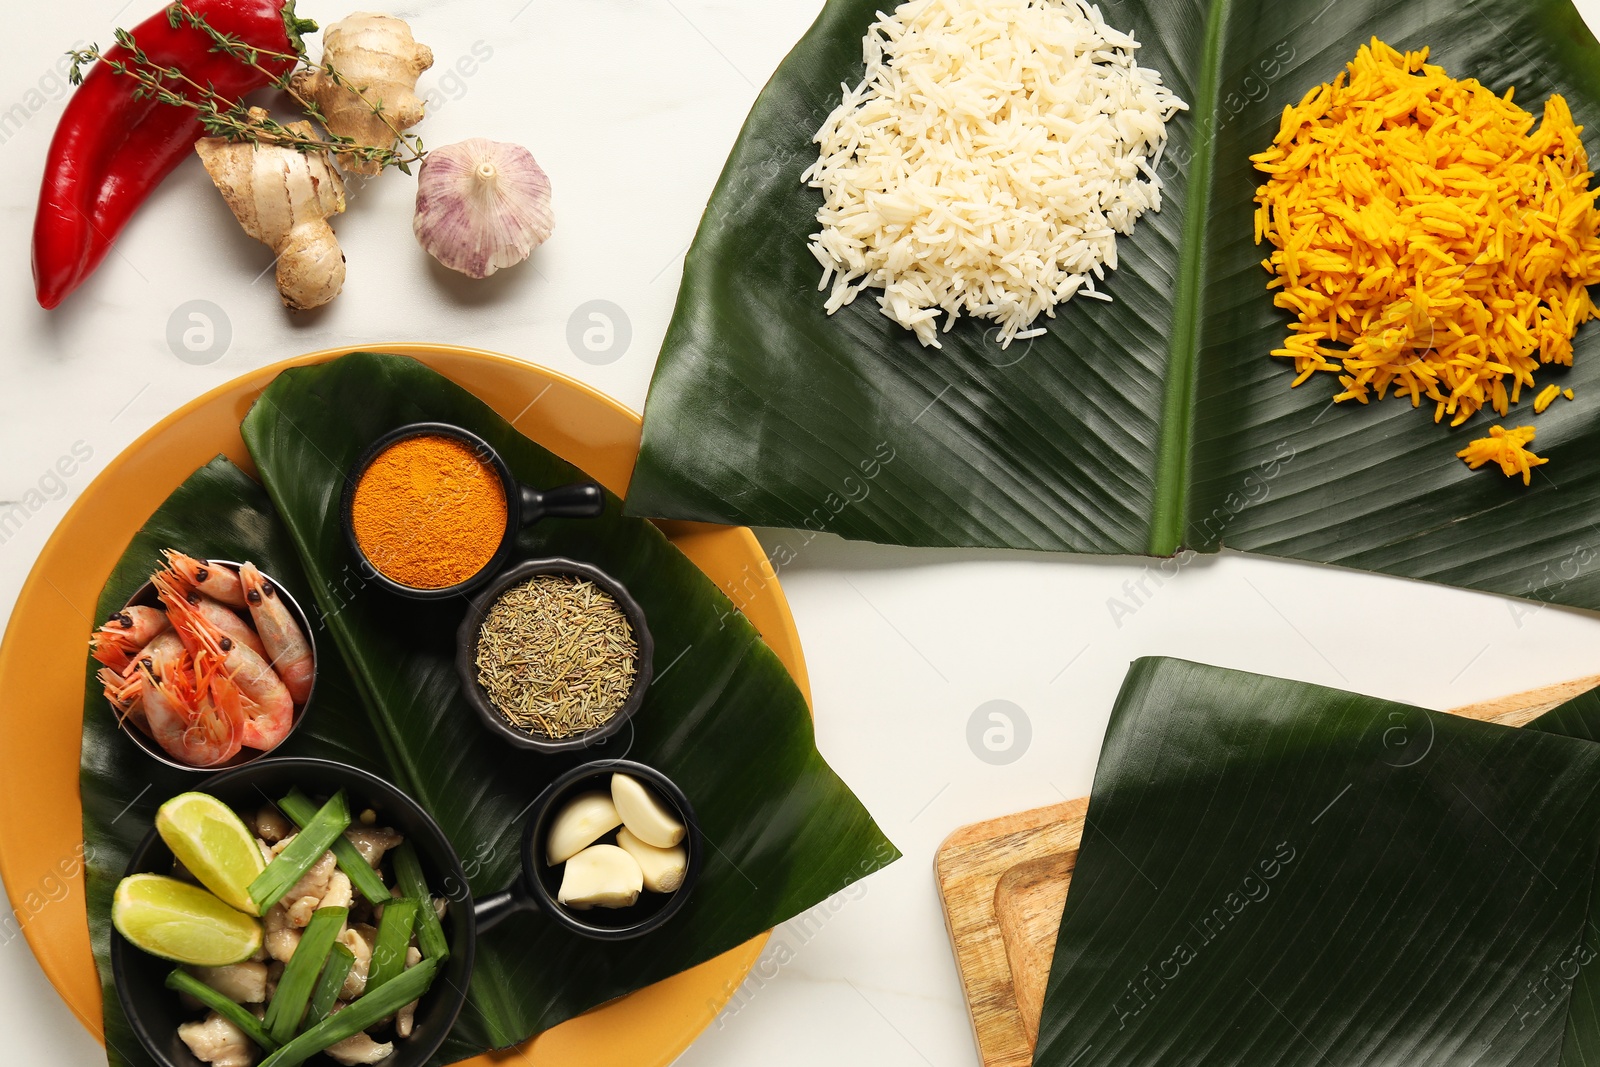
[0,343,804,1066]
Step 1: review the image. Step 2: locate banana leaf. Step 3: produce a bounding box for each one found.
[625,0,1600,612]
[1033,657,1600,1067]
[80,352,899,1067]
[1522,687,1600,1067]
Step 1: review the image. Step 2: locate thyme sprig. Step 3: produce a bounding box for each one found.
[66,1,426,174]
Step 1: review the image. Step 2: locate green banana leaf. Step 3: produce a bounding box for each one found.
[1521,687,1600,1067]
[1034,657,1600,1067]
[81,352,899,1067]
[625,0,1600,612]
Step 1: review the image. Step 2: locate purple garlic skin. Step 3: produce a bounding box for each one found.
[413,138,553,278]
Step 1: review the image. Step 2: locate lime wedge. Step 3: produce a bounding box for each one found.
[155,792,266,915]
[112,874,262,966]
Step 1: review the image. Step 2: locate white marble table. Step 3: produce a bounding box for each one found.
[4,1,1600,1064]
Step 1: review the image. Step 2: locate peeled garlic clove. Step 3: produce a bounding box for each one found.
[611,774,685,849]
[545,791,623,865]
[617,828,687,894]
[413,138,552,278]
[557,845,643,910]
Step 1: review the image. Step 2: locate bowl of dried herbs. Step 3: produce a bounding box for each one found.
[454,558,654,753]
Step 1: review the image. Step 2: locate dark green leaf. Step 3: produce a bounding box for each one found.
[1520,686,1600,1067]
[626,0,1600,611]
[1035,657,1600,1067]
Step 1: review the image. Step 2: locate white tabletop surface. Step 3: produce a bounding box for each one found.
[6,1,1600,1064]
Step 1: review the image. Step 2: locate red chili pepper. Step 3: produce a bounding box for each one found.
[32,0,317,309]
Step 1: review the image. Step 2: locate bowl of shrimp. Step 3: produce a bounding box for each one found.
[91,549,318,771]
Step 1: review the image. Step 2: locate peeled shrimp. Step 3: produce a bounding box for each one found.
[90,605,170,672]
[139,646,242,768]
[159,573,294,751]
[239,562,313,704]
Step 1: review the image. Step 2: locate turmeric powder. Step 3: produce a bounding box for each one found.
[351,434,508,588]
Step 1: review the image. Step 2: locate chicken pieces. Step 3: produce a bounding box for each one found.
[190,961,269,1005]
[263,902,301,964]
[396,946,424,1038]
[324,1028,395,1065]
[279,845,338,928]
[178,1013,255,1067]
[345,826,404,868]
[339,924,378,1000]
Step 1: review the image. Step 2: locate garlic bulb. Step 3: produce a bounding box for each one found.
[413,138,552,278]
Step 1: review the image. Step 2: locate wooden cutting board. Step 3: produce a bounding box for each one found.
[935,674,1600,1067]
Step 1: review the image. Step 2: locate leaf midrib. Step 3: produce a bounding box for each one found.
[1148,0,1232,556]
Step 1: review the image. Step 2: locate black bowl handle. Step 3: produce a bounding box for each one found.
[474,878,540,935]
[519,481,605,526]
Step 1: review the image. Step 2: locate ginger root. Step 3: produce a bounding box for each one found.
[292,14,433,176]
[195,109,347,310]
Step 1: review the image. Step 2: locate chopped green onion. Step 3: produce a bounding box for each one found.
[366,897,419,993]
[258,958,439,1067]
[278,789,389,906]
[391,841,449,960]
[248,791,351,914]
[264,906,346,1043]
[165,969,279,1052]
[305,943,356,1028]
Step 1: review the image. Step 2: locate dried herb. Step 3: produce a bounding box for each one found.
[476,576,638,737]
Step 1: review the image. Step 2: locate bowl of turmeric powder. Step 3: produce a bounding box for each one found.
[340,422,605,600]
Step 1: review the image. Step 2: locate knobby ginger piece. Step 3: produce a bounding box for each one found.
[293,13,433,176]
[195,109,347,310]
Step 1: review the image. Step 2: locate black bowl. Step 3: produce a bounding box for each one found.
[340,422,604,601]
[111,758,476,1067]
[454,558,655,754]
[522,759,701,940]
[111,560,317,772]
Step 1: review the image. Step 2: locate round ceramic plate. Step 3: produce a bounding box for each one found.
[0,343,806,1066]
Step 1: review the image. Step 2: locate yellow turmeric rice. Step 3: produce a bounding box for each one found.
[1455,425,1546,485]
[1251,39,1600,453]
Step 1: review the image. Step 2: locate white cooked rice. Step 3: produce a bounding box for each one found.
[802,0,1187,348]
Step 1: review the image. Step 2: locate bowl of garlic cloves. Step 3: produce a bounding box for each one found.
[521,759,702,940]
